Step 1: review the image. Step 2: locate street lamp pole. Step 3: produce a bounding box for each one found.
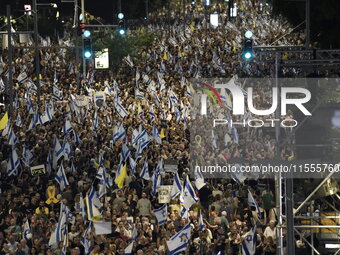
[33,0,41,106]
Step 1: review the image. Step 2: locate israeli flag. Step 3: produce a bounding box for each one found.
[22,145,35,167]
[154,204,167,225]
[241,226,257,255]
[62,140,72,160]
[112,123,126,143]
[152,125,162,144]
[79,192,87,222]
[151,172,161,196]
[73,129,81,144]
[171,172,182,199]
[125,241,134,255]
[124,55,134,67]
[135,88,145,99]
[193,170,204,191]
[167,223,191,255]
[181,175,198,210]
[8,127,18,146]
[129,156,136,175]
[140,159,150,180]
[55,164,69,191]
[23,220,32,241]
[231,127,239,144]
[93,111,99,131]
[199,211,205,230]
[62,120,73,134]
[53,84,62,101]
[7,148,20,176]
[121,143,131,162]
[81,223,92,255]
[17,71,28,83]
[248,190,261,218]
[115,101,128,119]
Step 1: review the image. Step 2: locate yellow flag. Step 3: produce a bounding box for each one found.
[0,112,8,130]
[163,52,168,61]
[160,128,165,139]
[190,24,195,32]
[115,163,127,189]
[137,103,141,115]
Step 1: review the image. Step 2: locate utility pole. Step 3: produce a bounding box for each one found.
[6,5,14,117]
[33,0,41,105]
[74,0,80,92]
[305,0,310,48]
[81,0,86,77]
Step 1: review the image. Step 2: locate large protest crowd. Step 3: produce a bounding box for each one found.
[0,0,310,254]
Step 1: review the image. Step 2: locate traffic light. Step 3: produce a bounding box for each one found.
[77,22,85,36]
[83,38,92,59]
[118,19,125,36]
[243,38,253,60]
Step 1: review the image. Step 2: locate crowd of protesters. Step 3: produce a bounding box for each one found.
[0,0,311,254]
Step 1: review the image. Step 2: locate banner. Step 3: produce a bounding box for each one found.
[30,164,46,175]
[75,96,89,107]
[93,92,106,108]
[158,185,172,203]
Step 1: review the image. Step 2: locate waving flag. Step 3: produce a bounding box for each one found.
[242,226,257,255]
[81,223,92,255]
[112,123,126,143]
[55,164,69,191]
[79,193,87,222]
[121,144,131,162]
[181,176,198,210]
[167,223,191,255]
[129,156,136,175]
[86,186,102,222]
[124,55,134,67]
[152,125,162,144]
[171,172,182,199]
[62,120,73,134]
[8,126,18,146]
[125,241,134,255]
[248,190,261,218]
[23,220,32,241]
[199,211,205,230]
[53,84,62,101]
[22,145,35,167]
[154,204,167,225]
[151,171,161,196]
[15,113,22,127]
[194,170,206,190]
[115,163,127,189]
[7,148,20,176]
[115,101,128,119]
[140,159,150,180]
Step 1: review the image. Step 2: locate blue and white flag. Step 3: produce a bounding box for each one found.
[73,129,81,144]
[135,88,145,99]
[231,127,239,144]
[62,120,73,134]
[194,170,206,190]
[81,223,92,255]
[93,111,99,131]
[79,192,87,222]
[121,143,131,162]
[7,148,20,176]
[62,140,72,160]
[125,241,134,255]
[115,101,128,119]
[132,129,150,150]
[15,113,22,127]
[231,165,247,184]
[151,172,161,196]
[61,226,68,255]
[55,164,69,191]
[55,208,67,242]
[167,223,191,255]
[8,127,18,146]
[199,211,205,230]
[241,226,257,255]
[112,123,126,143]
[17,71,28,83]
[22,145,35,167]
[23,220,32,241]
[140,159,150,180]
[152,125,162,144]
[124,55,134,67]
[181,175,198,210]
[171,172,182,199]
[248,190,261,218]
[70,162,77,174]
[85,186,102,222]
[53,84,62,101]
[211,130,217,150]
[154,204,167,225]
[129,156,136,175]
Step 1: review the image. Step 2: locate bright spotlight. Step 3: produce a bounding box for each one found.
[244,52,252,60]
[83,30,91,38]
[118,13,124,19]
[84,51,92,58]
